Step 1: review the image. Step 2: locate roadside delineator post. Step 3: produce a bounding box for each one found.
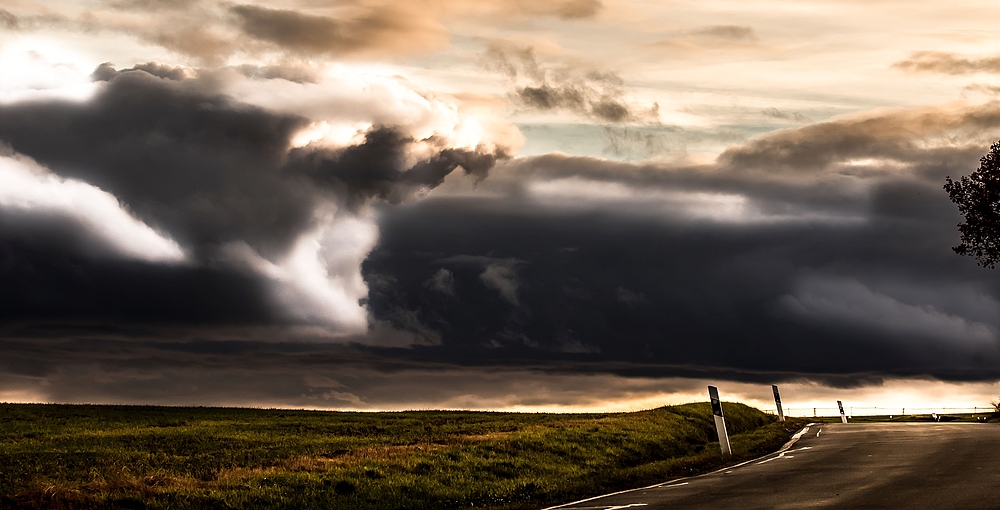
[837,400,848,424]
[708,385,732,458]
[772,384,785,422]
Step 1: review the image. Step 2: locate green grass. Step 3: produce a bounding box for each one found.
[809,413,996,423]
[0,403,800,510]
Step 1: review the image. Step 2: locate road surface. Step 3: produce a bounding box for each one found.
[547,422,1000,509]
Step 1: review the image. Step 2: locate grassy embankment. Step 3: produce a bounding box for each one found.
[813,413,995,423]
[0,402,803,510]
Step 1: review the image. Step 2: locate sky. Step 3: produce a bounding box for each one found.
[3,0,1000,413]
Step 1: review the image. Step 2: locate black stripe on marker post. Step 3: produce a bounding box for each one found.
[772,384,785,422]
[708,385,732,457]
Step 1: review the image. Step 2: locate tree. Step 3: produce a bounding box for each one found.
[944,140,1000,268]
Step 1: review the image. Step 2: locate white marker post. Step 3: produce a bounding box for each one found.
[772,384,785,422]
[708,385,732,458]
[837,400,848,424]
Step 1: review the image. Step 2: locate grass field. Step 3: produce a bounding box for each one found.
[0,402,801,510]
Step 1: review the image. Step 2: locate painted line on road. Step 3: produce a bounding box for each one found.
[541,425,813,510]
[756,446,811,465]
[778,424,813,452]
[756,450,790,465]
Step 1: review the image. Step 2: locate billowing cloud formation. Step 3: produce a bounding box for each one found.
[287,128,506,212]
[0,70,313,258]
[0,65,507,331]
[0,150,185,264]
[361,101,1000,382]
[6,0,1000,407]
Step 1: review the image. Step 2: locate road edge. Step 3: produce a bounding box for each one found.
[540,423,815,510]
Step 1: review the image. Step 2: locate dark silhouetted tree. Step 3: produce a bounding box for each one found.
[944,140,1000,268]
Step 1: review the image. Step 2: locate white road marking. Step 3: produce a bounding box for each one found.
[542,425,814,509]
[817,429,822,437]
[780,425,811,451]
[659,482,688,488]
[756,446,810,465]
[572,505,649,510]
[757,452,787,465]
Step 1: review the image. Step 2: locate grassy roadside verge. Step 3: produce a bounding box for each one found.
[811,413,997,423]
[0,403,802,510]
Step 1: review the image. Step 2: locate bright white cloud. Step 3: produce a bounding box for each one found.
[227,65,520,153]
[0,37,99,104]
[523,176,866,224]
[216,213,379,333]
[0,152,186,263]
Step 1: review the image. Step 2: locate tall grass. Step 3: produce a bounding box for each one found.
[0,403,798,509]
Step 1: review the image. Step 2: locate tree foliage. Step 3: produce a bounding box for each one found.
[944,140,1000,269]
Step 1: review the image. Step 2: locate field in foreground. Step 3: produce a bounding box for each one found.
[0,403,799,510]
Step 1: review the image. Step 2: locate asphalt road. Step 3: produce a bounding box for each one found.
[546,422,1000,509]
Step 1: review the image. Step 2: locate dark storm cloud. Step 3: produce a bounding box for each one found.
[483,44,647,122]
[1,65,505,257]
[357,103,1000,384]
[894,51,1000,75]
[362,190,1000,381]
[0,216,278,324]
[0,69,313,259]
[287,129,506,212]
[424,268,457,296]
[0,65,505,325]
[0,333,789,410]
[5,59,1000,395]
[433,255,526,305]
